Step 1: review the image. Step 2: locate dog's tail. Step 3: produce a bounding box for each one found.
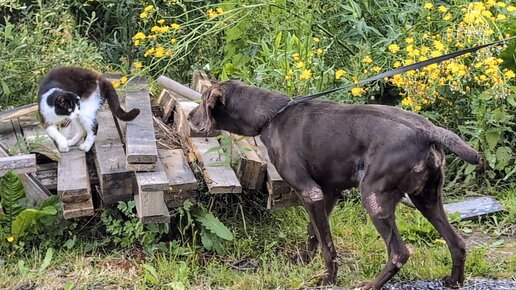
[427,126,480,165]
[99,79,140,121]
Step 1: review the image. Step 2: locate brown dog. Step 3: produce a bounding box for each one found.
[188,80,480,289]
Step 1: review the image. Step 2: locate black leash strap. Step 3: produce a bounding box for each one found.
[265,35,516,126]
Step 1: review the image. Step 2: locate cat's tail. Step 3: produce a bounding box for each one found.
[100,79,140,121]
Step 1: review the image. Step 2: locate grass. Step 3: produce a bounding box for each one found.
[1,188,515,289]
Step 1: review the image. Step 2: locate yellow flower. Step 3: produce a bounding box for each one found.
[140,12,148,19]
[316,48,323,55]
[112,81,121,88]
[171,23,181,30]
[405,37,414,44]
[144,5,154,12]
[216,7,224,14]
[508,6,516,12]
[151,26,160,33]
[433,40,445,51]
[154,46,165,58]
[313,37,320,43]
[144,47,155,57]
[401,97,413,106]
[300,69,312,80]
[208,9,218,18]
[351,87,365,97]
[285,75,292,81]
[292,53,300,62]
[296,61,305,69]
[372,66,381,73]
[443,13,452,21]
[424,2,434,9]
[362,56,373,63]
[431,51,442,58]
[414,105,422,111]
[134,40,140,46]
[158,19,165,25]
[120,76,128,85]
[496,14,507,21]
[438,5,447,12]
[7,236,14,243]
[505,70,515,79]
[335,69,346,80]
[393,61,401,68]
[496,2,506,8]
[133,32,146,40]
[388,44,400,53]
[170,38,177,44]
[133,62,143,69]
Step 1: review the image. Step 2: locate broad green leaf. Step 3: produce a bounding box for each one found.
[484,130,500,150]
[142,263,159,285]
[274,31,282,49]
[495,146,512,170]
[12,206,57,239]
[464,164,476,176]
[191,208,233,241]
[507,94,516,107]
[201,231,214,251]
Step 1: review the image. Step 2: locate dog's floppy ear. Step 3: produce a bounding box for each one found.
[205,86,225,109]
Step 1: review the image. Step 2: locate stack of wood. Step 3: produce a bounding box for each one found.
[157,71,297,208]
[125,77,170,223]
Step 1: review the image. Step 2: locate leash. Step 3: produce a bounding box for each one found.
[263,35,516,128]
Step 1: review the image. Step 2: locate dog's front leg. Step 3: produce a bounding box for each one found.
[297,186,338,285]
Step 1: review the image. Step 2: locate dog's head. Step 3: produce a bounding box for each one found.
[188,80,286,136]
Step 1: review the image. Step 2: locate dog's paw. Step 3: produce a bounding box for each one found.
[443,275,463,288]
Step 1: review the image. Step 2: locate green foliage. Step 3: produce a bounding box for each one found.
[0,171,25,226]
[0,0,104,108]
[100,200,169,254]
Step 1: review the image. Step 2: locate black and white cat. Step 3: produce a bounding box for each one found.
[38,66,140,152]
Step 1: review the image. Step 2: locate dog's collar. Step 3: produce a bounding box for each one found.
[260,99,296,131]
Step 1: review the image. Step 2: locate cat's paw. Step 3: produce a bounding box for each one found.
[58,144,70,152]
[79,142,93,152]
[67,139,78,146]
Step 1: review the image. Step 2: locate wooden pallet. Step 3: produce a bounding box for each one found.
[158,149,197,208]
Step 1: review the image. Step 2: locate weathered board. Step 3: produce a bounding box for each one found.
[94,109,133,205]
[158,149,197,208]
[157,89,177,122]
[57,148,91,204]
[134,170,170,223]
[191,70,212,94]
[63,197,94,219]
[125,77,158,165]
[190,137,242,194]
[443,196,505,221]
[35,163,58,191]
[157,75,202,101]
[0,154,37,177]
[22,125,61,161]
[253,137,296,208]
[0,144,49,203]
[0,103,38,122]
[230,134,266,190]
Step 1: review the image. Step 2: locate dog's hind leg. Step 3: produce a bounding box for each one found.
[358,187,409,290]
[409,170,466,288]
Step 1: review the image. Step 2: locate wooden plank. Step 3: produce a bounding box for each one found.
[190,137,242,194]
[191,70,213,94]
[253,137,296,208]
[125,77,158,165]
[230,134,266,190]
[57,148,91,203]
[157,89,177,122]
[22,125,61,161]
[0,145,49,203]
[443,197,505,221]
[93,109,132,205]
[35,163,58,191]
[63,196,94,219]
[135,171,169,191]
[134,192,170,224]
[0,154,37,177]
[157,75,202,101]
[0,103,38,122]
[158,149,197,208]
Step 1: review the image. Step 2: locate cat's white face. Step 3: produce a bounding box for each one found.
[69,106,81,120]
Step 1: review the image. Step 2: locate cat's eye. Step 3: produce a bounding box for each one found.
[68,108,72,112]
